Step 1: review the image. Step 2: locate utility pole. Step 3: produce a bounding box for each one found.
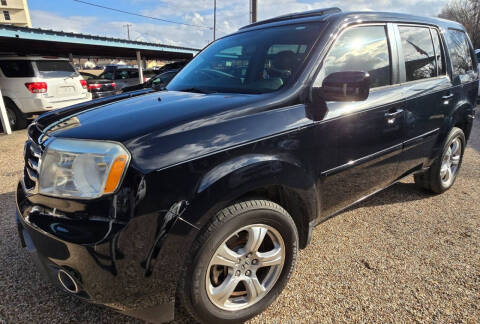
[213,0,216,41]
[123,24,132,40]
[250,0,257,23]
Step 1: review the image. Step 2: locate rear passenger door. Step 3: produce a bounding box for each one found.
[395,25,454,174]
[312,24,406,216]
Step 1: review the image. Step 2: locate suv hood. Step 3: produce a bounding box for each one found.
[34,90,308,173]
[38,91,264,142]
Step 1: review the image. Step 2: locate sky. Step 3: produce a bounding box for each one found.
[28,0,450,49]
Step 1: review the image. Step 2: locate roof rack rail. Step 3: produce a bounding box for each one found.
[240,7,342,29]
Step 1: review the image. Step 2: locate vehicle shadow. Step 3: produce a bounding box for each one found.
[342,182,433,213]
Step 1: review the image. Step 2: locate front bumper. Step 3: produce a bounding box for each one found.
[15,181,197,323]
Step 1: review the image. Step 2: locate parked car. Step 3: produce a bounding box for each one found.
[122,69,179,92]
[15,8,477,324]
[153,60,189,73]
[86,77,117,99]
[0,56,91,129]
[86,68,144,98]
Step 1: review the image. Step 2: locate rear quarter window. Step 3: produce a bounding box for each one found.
[35,60,77,78]
[447,29,476,83]
[0,60,35,78]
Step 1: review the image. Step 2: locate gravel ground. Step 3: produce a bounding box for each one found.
[0,114,479,323]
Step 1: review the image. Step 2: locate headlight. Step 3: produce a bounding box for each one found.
[38,138,130,199]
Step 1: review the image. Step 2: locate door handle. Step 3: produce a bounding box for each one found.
[385,109,404,118]
[385,109,404,125]
[442,93,454,100]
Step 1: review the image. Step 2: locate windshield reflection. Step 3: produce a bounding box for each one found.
[167,23,324,94]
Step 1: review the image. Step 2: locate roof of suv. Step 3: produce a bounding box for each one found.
[239,7,464,32]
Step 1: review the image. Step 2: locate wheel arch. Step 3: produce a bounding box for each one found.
[2,96,19,110]
[185,154,319,249]
[428,101,474,163]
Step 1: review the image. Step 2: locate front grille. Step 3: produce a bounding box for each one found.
[22,123,45,193]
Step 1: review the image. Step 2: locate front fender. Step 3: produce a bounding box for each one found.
[183,154,318,233]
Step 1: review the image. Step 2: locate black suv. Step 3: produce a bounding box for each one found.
[15,8,477,324]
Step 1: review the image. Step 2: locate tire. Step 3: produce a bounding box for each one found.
[178,200,298,324]
[3,100,27,130]
[414,127,465,194]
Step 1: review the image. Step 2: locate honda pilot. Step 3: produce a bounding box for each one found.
[15,8,477,324]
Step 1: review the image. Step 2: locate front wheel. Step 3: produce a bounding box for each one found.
[414,127,465,193]
[178,200,298,323]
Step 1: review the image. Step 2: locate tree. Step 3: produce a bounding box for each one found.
[439,0,480,49]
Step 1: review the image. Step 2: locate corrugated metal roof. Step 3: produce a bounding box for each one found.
[0,25,200,55]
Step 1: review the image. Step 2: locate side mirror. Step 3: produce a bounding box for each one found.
[321,71,370,101]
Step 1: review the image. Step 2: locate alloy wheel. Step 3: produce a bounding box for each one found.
[205,224,285,311]
[440,137,462,187]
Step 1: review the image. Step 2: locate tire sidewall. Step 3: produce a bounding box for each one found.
[5,106,17,129]
[436,127,465,191]
[188,204,298,323]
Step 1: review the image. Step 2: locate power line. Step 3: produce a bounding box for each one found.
[73,0,213,30]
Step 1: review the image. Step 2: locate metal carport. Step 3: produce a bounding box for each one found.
[0,25,200,134]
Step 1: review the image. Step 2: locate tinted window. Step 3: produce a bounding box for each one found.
[36,60,76,78]
[431,29,445,75]
[128,70,139,78]
[168,23,324,94]
[115,70,130,80]
[0,60,34,77]
[447,29,475,82]
[316,26,391,88]
[3,10,9,20]
[399,26,436,81]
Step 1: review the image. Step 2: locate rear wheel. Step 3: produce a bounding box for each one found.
[178,200,298,323]
[3,100,27,130]
[414,127,465,193]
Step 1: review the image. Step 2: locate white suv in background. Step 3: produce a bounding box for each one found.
[0,56,92,129]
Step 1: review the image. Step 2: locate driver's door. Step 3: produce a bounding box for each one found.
[311,24,406,216]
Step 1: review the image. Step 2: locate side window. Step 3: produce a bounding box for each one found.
[431,29,446,75]
[316,25,391,89]
[129,70,139,79]
[447,29,475,83]
[399,26,436,81]
[115,70,129,80]
[0,60,35,78]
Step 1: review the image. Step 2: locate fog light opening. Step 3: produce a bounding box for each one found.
[57,269,79,294]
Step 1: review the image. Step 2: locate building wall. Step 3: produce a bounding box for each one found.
[0,0,32,27]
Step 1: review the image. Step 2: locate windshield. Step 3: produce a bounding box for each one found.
[35,60,77,78]
[167,23,323,94]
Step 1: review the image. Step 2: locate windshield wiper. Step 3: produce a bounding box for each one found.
[177,87,214,94]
